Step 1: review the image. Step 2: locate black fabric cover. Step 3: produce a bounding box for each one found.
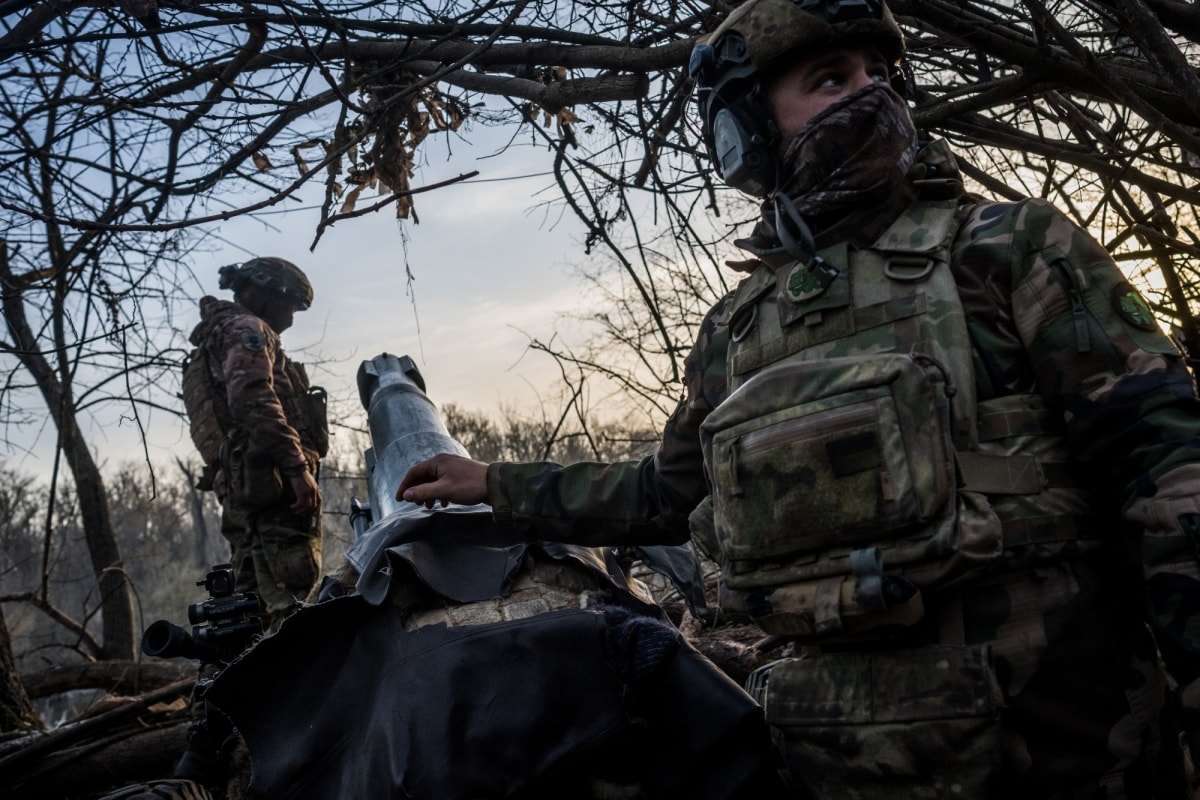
[392,538,528,602]
[206,596,784,799]
[345,507,529,604]
[344,506,651,607]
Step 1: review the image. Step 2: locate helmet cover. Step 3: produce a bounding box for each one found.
[219,257,313,310]
[703,0,904,74]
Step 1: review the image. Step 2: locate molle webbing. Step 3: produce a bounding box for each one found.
[729,293,930,375]
[959,396,1079,494]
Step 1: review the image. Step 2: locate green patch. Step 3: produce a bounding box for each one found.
[1111,281,1157,331]
[785,257,838,303]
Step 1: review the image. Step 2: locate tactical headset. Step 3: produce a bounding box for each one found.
[689,33,779,198]
[689,0,903,198]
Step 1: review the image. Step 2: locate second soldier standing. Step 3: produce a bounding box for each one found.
[183,257,329,632]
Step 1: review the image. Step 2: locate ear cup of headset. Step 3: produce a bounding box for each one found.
[708,104,778,198]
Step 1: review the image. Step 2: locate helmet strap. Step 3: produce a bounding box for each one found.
[772,192,818,264]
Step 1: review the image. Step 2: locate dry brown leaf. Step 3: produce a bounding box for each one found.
[147,697,189,715]
[425,99,447,131]
[341,183,364,214]
[291,139,326,175]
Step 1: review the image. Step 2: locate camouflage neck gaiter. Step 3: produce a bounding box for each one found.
[774,82,918,220]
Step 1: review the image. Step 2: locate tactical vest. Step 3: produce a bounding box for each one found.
[699,198,1092,639]
[181,342,330,483]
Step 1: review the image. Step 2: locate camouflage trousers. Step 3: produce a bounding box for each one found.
[762,557,1191,799]
[220,498,322,632]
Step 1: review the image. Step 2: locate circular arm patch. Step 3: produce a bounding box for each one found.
[240,331,268,351]
[1111,281,1157,331]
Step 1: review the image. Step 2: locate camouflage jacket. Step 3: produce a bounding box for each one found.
[489,139,1200,680]
[188,296,311,476]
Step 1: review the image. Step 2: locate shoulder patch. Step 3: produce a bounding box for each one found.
[240,331,268,352]
[1111,281,1157,331]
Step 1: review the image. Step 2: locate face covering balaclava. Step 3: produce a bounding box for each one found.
[774,80,918,220]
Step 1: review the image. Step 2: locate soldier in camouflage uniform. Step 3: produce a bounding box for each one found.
[395,1,1200,797]
[185,257,327,632]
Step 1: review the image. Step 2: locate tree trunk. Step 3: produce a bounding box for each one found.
[0,606,43,733]
[61,429,138,661]
[176,458,212,570]
[0,242,137,661]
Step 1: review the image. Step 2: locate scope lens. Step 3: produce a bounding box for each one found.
[206,569,234,596]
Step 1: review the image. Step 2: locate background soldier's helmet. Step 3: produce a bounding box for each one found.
[689,0,906,197]
[218,257,313,310]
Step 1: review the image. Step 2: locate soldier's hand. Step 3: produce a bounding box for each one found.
[396,453,488,509]
[288,469,322,515]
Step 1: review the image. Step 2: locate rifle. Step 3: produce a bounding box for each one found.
[141,563,263,666]
[139,564,265,786]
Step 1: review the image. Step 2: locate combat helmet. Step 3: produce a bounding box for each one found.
[218,257,313,310]
[689,0,906,197]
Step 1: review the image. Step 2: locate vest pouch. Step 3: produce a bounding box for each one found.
[221,430,284,508]
[280,360,328,459]
[757,645,1003,799]
[702,353,956,564]
[181,348,226,474]
[306,386,330,458]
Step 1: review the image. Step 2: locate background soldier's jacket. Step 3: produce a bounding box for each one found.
[188,296,313,477]
[487,138,1200,794]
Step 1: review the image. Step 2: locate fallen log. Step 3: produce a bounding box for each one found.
[7,719,190,800]
[0,678,194,790]
[21,660,197,701]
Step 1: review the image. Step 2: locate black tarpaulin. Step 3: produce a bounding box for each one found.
[206,596,784,799]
